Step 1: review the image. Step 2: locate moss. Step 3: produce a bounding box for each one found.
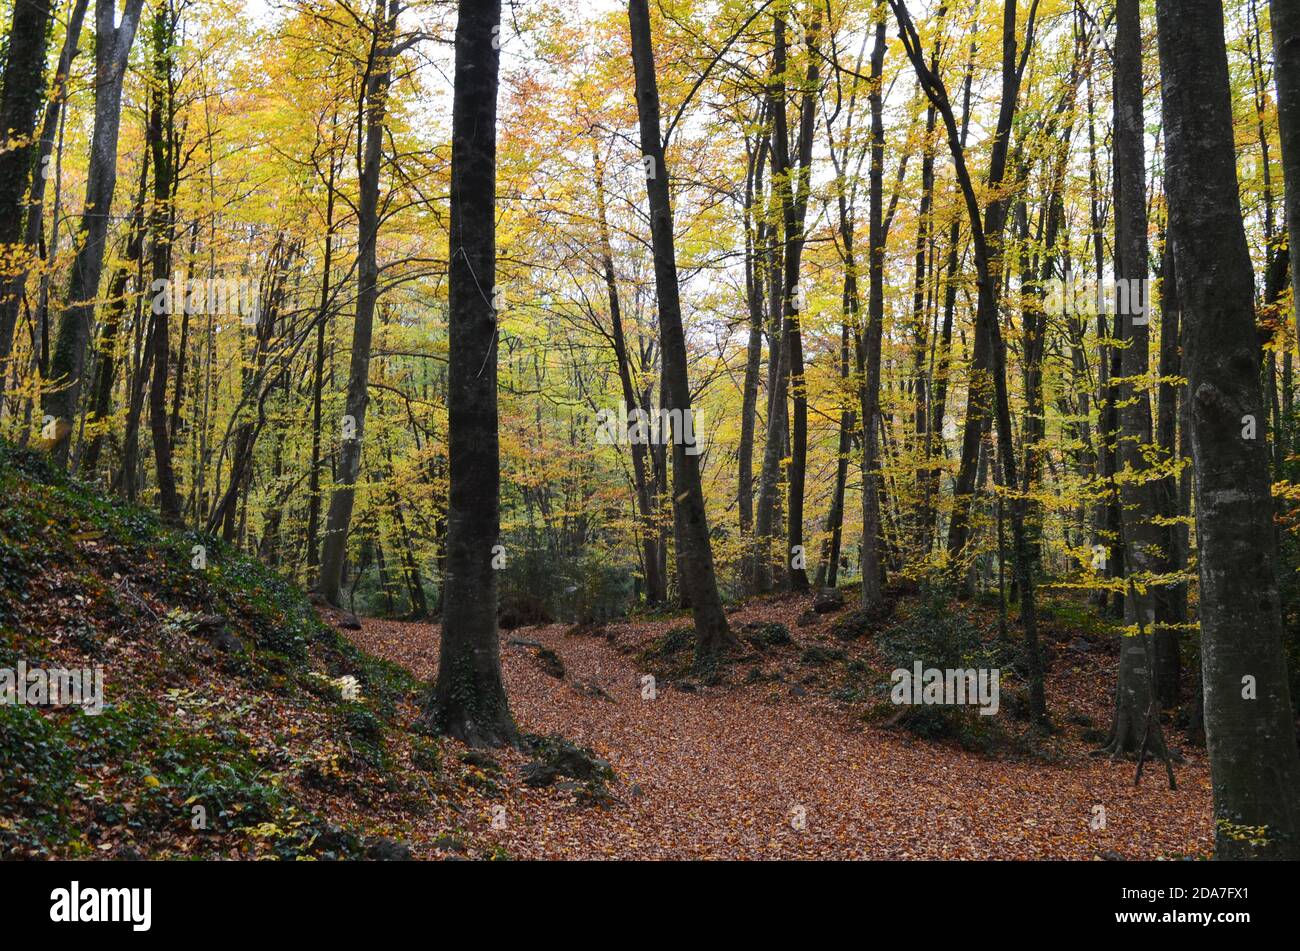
[0,440,437,857]
[740,622,791,649]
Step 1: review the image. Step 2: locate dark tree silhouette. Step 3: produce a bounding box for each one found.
[426,0,517,748]
[628,0,734,664]
[1158,0,1300,858]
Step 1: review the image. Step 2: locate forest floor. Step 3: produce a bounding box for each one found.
[344,594,1215,860]
[0,444,1213,860]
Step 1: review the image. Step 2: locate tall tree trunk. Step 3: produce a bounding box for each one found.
[1101,0,1164,755]
[1158,0,1300,858]
[146,0,181,525]
[628,0,733,663]
[0,0,54,400]
[780,13,820,594]
[426,0,517,747]
[41,0,146,466]
[860,6,888,608]
[909,99,937,555]
[1272,0,1300,340]
[754,17,793,595]
[738,126,768,590]
[317,0,399,604]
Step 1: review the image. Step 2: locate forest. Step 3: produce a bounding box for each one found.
[0,0,1299,871]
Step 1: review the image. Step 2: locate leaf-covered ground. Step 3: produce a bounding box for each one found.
[347,594,1215,860]
[0,442,1213,860]
[0,443,496,860]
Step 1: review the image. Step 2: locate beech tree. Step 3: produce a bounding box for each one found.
[0,0,54,399]
[1101,0,1165,755]
[42,0,146,466]
[628,0,733,663]
[317,0,403,604]
[426,0,516,747]
[1158,0,1300,858]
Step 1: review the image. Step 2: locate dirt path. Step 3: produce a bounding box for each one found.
[347,600,1214,859]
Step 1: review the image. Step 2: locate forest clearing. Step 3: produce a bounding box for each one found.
[344,603,1216,860]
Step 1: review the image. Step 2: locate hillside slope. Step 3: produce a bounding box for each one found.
[0,442,465,859]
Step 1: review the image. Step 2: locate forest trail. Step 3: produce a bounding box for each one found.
[346,599,1215,860]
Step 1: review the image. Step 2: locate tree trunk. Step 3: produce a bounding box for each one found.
[426,0,517,748]
[317,0,399,604]
[1157,0,1300,858]
[146,0,181,525]
[1101,0,1163,755]
[860,7,888,608]
[0,0,54,399]
[41,0,146,466]
[780,13,819,594]
[628,0,733,663]
[738,125,768,590]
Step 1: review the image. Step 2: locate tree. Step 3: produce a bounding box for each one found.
[1273,0,1300,334]
[317,0,402,604]
[425,0,517,748]
[860,3,887,608]
[1100,0,1166,755]
[0,0,55,400]
[777,10,820,595]
[1157,0,1300,858]
[42,0,148,466]
[145,0,182,525]
[628,0,734,664]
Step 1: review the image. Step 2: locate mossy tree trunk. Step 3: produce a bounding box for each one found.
[1158,0,1300,859]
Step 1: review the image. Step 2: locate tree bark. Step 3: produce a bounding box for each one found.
[41,0,146,466]
[628,0,733,663]
[426,0,517,747]
[0,0,54,399]
[780,13,820,594]
[1101,0,1164,755]
[317,0,400,604]
[860,6,888,608]
[146,0,182,525]
[737,125,768,589]
[1158,0,1300,858]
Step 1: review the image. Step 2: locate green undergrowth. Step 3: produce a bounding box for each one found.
[0,442,440,859]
